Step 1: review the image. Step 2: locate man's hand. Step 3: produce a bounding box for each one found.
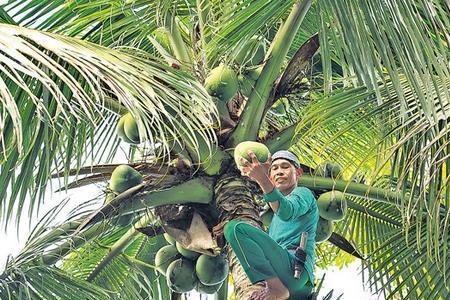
[240,151,274,194]
[240,151,272,178]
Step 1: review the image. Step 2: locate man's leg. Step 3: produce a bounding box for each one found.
[223,220,310,299]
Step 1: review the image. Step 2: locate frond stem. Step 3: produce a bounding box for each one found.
[228,0,312,146]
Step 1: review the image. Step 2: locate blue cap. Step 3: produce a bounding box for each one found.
[272,150,301,168]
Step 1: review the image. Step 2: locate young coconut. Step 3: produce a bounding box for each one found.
[116,112,140,144]
[155,245,181,274]
[234,36,266,67]
[166,258,199,293]
[315,161,342,179]
[163,232,176,245]
[195,254,229,286]
[175,241,201,261]
[109,165,143,194]
[315,217,334,243]
[204,65,239,103]
[234,141,270,170]
[237,66,263,97]
[196,281,224,294]
[317,190,347,221]
[237,74,255,97]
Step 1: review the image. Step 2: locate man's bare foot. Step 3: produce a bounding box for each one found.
[249,278,289,300]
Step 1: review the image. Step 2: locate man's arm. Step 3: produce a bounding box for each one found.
[239,151,311,216]
[239,152,282,212]
[263,187,312,221]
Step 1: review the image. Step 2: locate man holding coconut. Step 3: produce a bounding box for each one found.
[222,149,319,300]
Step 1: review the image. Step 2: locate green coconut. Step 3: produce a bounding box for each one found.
[317,191,347,221]
[166,258,198,293]
[123,113,140,144]
[204,65,239,103]
[116,115,136,144]
[234,37,266,66]
[234,141,270,170]
[155,245,181,274]
[176,241,201,261]
[315,161,342,179]
[163,233,176,245]
[109,165,143,194]
[196,281,224,294]
[195,254,229,286]
[315,217,334,243]
[270,98,290,116]
[117,113,140,144]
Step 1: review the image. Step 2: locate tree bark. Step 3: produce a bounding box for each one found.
[214,172,265,299]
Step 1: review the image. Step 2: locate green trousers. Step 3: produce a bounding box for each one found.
[223,220,313,300]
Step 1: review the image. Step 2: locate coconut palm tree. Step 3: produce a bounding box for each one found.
[1,0,450,299]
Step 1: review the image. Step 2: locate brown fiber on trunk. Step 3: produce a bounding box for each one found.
[214,172,265,299]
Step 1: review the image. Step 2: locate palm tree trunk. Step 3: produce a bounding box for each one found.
[214,172,265,299]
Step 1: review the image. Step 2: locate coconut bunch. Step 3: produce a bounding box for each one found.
[314,191,347,243]
[154,233,229,295]
[313,162,347,243]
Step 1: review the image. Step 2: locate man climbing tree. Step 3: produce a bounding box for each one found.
[223,150,319,300]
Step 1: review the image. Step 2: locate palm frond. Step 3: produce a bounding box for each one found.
[205,0,298,66]
[0,198,113,300]
[0,24,218,226]
[293,74,450,260]
[62,220,169,300]
[317,181,450,299]
[317,0,450,110]
[0,265,112,300]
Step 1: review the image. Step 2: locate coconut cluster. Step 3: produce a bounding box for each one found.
[203,36,266,104]
[314,190,347,243]
[313,162,347,243]
[155,233,229,295]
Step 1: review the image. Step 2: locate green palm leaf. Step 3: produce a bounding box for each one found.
[0,24,218,226]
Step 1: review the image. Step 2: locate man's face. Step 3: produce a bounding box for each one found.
[269,159,302,194]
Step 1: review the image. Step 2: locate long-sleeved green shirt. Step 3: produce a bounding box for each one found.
[263,186,319,283]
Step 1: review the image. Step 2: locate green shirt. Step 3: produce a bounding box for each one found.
[263,186,319,283]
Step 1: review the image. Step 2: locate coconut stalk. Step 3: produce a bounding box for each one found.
[77,177,215,231]
[214,173,264,299]
[228,0,312,146]
[86,212,155,282]
[41,222,110,265]
[298,175,400,204]
[51,163,174,179]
